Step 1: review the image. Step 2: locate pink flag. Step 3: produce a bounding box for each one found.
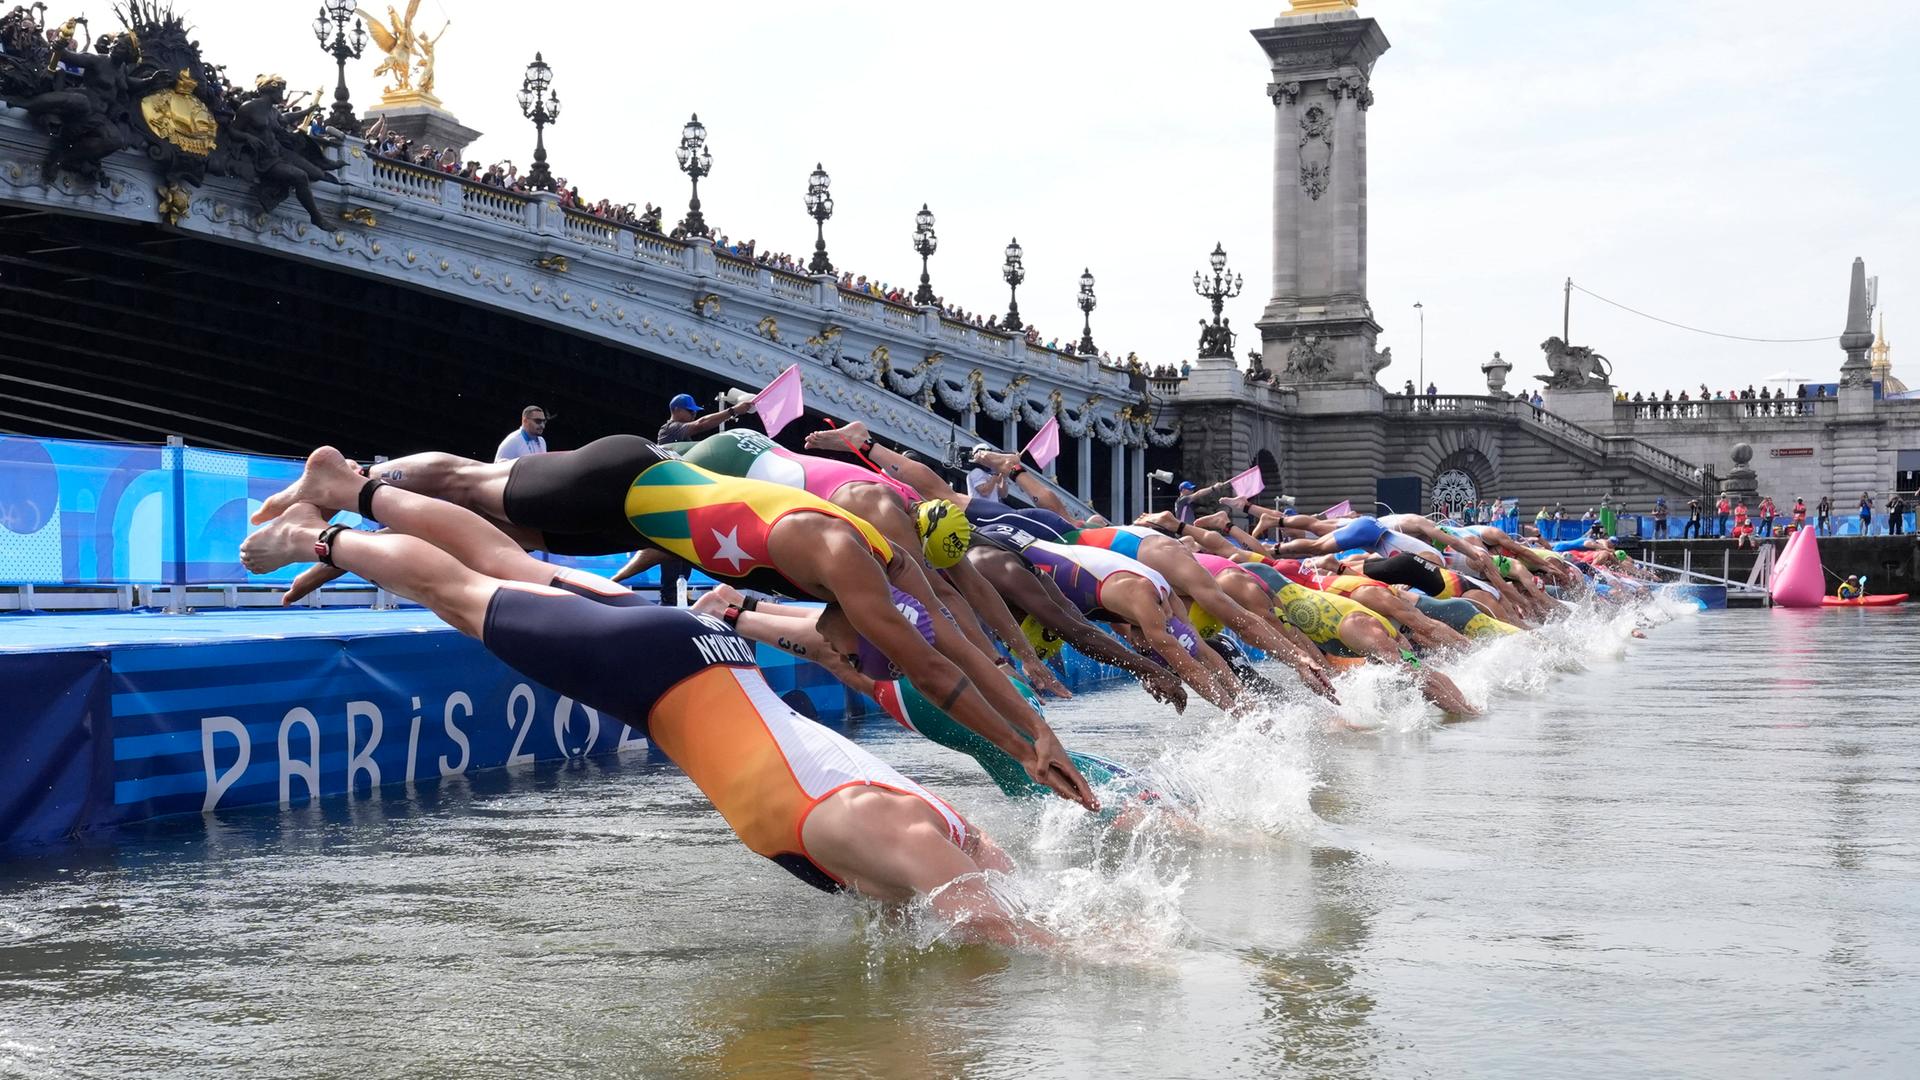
[1321,499,1353,518]
[756,364,805,437]
[1227,465,1265,499]
[1024,417,1061,470]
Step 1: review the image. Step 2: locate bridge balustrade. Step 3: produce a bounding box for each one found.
[1618,398,1824,421]
[368,156,446,205]
[562,210,619,250]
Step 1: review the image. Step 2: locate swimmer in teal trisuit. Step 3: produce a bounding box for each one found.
[691,582,1160,807]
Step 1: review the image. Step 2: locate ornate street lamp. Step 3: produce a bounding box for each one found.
[1076,268,1098,355]
[805,163,834,274]
[675,113,712,237]
[311,0,367,135]
[516,53,561,192]
[1193,241,1244,359]
[1001,238,1025,331]
[912,204,938,305]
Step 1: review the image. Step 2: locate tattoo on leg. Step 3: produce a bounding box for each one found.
[936,676,972,713]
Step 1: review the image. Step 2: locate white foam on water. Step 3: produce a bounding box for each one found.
[846,586,1693,958]
[1126,701,1327,839]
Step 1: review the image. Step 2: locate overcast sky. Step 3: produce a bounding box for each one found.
[181,0,1916,395]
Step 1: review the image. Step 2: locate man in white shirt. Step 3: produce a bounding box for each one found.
[494,405,549,463]
[964,443,1007,501]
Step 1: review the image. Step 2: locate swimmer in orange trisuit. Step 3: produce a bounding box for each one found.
[241,461,1048,945]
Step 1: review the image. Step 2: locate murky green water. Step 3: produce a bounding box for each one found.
[3,601,1917,1078]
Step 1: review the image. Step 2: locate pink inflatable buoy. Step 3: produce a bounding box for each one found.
[1770,528,1825,608]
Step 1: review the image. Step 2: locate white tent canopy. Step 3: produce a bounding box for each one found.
[1761,370,1814,383]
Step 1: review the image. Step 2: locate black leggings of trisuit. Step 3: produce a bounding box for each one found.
[501,434,673,555]
[1361,552,1446,595]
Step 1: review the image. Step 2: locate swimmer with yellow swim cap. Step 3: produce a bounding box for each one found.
[669,428,1069,699]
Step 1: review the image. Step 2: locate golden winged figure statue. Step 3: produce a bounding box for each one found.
[356,0,421,97]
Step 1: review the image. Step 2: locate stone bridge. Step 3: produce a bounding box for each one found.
[0,112,1167,520]
[1160,367,1717,515]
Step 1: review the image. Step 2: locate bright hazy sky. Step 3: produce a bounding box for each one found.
[179,0,1916,395]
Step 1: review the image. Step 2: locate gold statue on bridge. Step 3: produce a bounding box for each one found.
[357,1,450,104]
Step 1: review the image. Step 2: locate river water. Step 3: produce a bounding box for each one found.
[3,599,1917,1078]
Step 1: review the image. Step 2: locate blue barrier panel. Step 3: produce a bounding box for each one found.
[0,607,1134,850]
[0,434,654,589]
[1,435,168,584]
[0,651,112,846]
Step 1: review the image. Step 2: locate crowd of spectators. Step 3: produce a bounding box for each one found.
[363,126,1153,365]
[1619,381,1824,418]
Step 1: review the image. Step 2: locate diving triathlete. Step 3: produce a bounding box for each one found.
[253,444,1096,809]
[239,457,1044,943]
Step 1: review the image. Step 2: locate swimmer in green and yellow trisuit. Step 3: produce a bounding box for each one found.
[254,440,1097,810]
[1225,558,1478,716]
[649,428,1072,699]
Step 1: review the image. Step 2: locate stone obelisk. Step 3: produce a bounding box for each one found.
[1251,0,1390,413]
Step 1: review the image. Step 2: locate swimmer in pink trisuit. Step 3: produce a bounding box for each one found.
[240,451,1047,945]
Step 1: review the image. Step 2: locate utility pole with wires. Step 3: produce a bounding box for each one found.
[1564,276,1572,342]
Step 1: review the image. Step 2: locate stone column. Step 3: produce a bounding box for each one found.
[1268,81,1301,302]
[1109,441,1125,522]
[1077,433,1093,503]
[1328,76,1366,302]
[1003,417,1017,454]
[1121,441,1136,518]
[1251,11,1390,400]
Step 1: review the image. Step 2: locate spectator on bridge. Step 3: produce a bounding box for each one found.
[1403,379,1415,396]
[1714,495,1731,537]
[494,405,549,463]
[1757,495,1776,537]
[1530,390,1545,415]
[1651,496,1669,539]
[1858,492,1875,535]
[1890,492,1907,536]
[965,444,1009,502]
[1817,495,1832,535]
[659,391,757,445]
[1683,498,1703,539]
[1792,496,1807,531]
[1426,382,1438,401]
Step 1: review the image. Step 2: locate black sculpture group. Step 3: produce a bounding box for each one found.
[0,2,345,225]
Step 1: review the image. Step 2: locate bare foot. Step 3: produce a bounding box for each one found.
[241,503,332,574]
[1192,510,1231,532]
[803,421,869,454]
[250,447,363,525]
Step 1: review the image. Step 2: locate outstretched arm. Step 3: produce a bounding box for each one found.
[678,395,757,439]
[802,421,965,505]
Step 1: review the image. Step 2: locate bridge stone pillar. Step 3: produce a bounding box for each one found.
[1251,9,1390,414]
[1109,442,1125,521]
[1003,417,1017,455]
[1129,445,1147,520]
[1077,433,1093,502]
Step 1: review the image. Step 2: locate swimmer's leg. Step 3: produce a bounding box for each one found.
[241,503,500,637]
